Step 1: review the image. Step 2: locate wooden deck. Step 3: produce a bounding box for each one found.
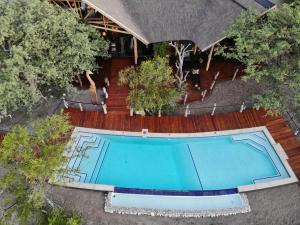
[77,57,243,108]
[65,107,300,180]
[185,59,243,103]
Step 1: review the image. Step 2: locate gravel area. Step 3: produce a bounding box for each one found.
[49,184,300,225]
[176,79,264,115]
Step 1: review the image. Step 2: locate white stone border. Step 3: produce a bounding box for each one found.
[60,126,298,191]
[104,192,251,218]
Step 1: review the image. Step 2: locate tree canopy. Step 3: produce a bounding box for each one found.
[118,56,182,114]
[0,0,109,120]
[0,115,76,224]
[217,1,300,114]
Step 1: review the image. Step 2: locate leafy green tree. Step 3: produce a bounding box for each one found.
[0,0,109,120]
[217,1,300,114]
[118,56,182,114]
[153,42,170,58]
[0,115,76,224]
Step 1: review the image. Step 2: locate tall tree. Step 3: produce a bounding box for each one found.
[217,1,300,114]
[0,0,109,120]
[0,115,76,224]
[118,56,182,115]
[169,42,193,89]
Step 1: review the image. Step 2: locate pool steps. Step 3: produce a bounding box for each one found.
[232,132,289,183]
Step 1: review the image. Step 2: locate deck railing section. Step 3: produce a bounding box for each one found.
[0,99,299,139]
[54,98,300,138]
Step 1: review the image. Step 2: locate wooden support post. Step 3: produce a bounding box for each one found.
[193,45,197,55]
[133,37,138,65]
[206,45,215,71]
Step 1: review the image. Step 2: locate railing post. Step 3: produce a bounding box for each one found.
[62,97,68,109]
[103,87,108,99]
[130,108,134,117]
[104,77,110,87]
[240,102,245,113]
[214,71,220,80]
[101,101,107,114]
[184,104,190,117]
[78,103,83,112]
[201,89,207,102]
[232,68,239,81]
[211,103,217,116]
[209,80,216,90]
[158,109,161,117]
[183,93,188,105]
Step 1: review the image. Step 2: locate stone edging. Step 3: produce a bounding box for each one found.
[104,193,251,218]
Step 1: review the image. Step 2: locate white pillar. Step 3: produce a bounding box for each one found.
[240,102,245,113]
[104,77,110,87]
[78,103,83,112]
[211,103,217,116]
[232,68,239,81]
[201,90,207,102]
[130,108,134,117]
[209,80,216,90]
[101,101,107,114]
[184,105,190,117]
[183,93,188,105]
[214,72,220,80]
[62,98,68,109]
[103,87,108,99]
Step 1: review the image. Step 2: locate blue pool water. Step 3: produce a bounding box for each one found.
[65,131,289,191]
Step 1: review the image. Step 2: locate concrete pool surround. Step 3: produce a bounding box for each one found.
[54,126,298,217]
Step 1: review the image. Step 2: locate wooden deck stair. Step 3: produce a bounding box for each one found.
[105,58,132,114]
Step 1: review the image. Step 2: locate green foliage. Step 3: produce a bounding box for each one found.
[0,0,109,120]
[0,115,74,224]
[153,42,170,58]
[46,208,81,225]
[118,56,181,114]
[217,2,300,114]
[254,91,283,116]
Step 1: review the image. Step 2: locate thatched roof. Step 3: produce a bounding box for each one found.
[85,0,285,51]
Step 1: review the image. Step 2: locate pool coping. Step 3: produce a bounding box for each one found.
[55,126,298,193]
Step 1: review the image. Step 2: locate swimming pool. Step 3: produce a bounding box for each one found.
[63,127,293,192]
